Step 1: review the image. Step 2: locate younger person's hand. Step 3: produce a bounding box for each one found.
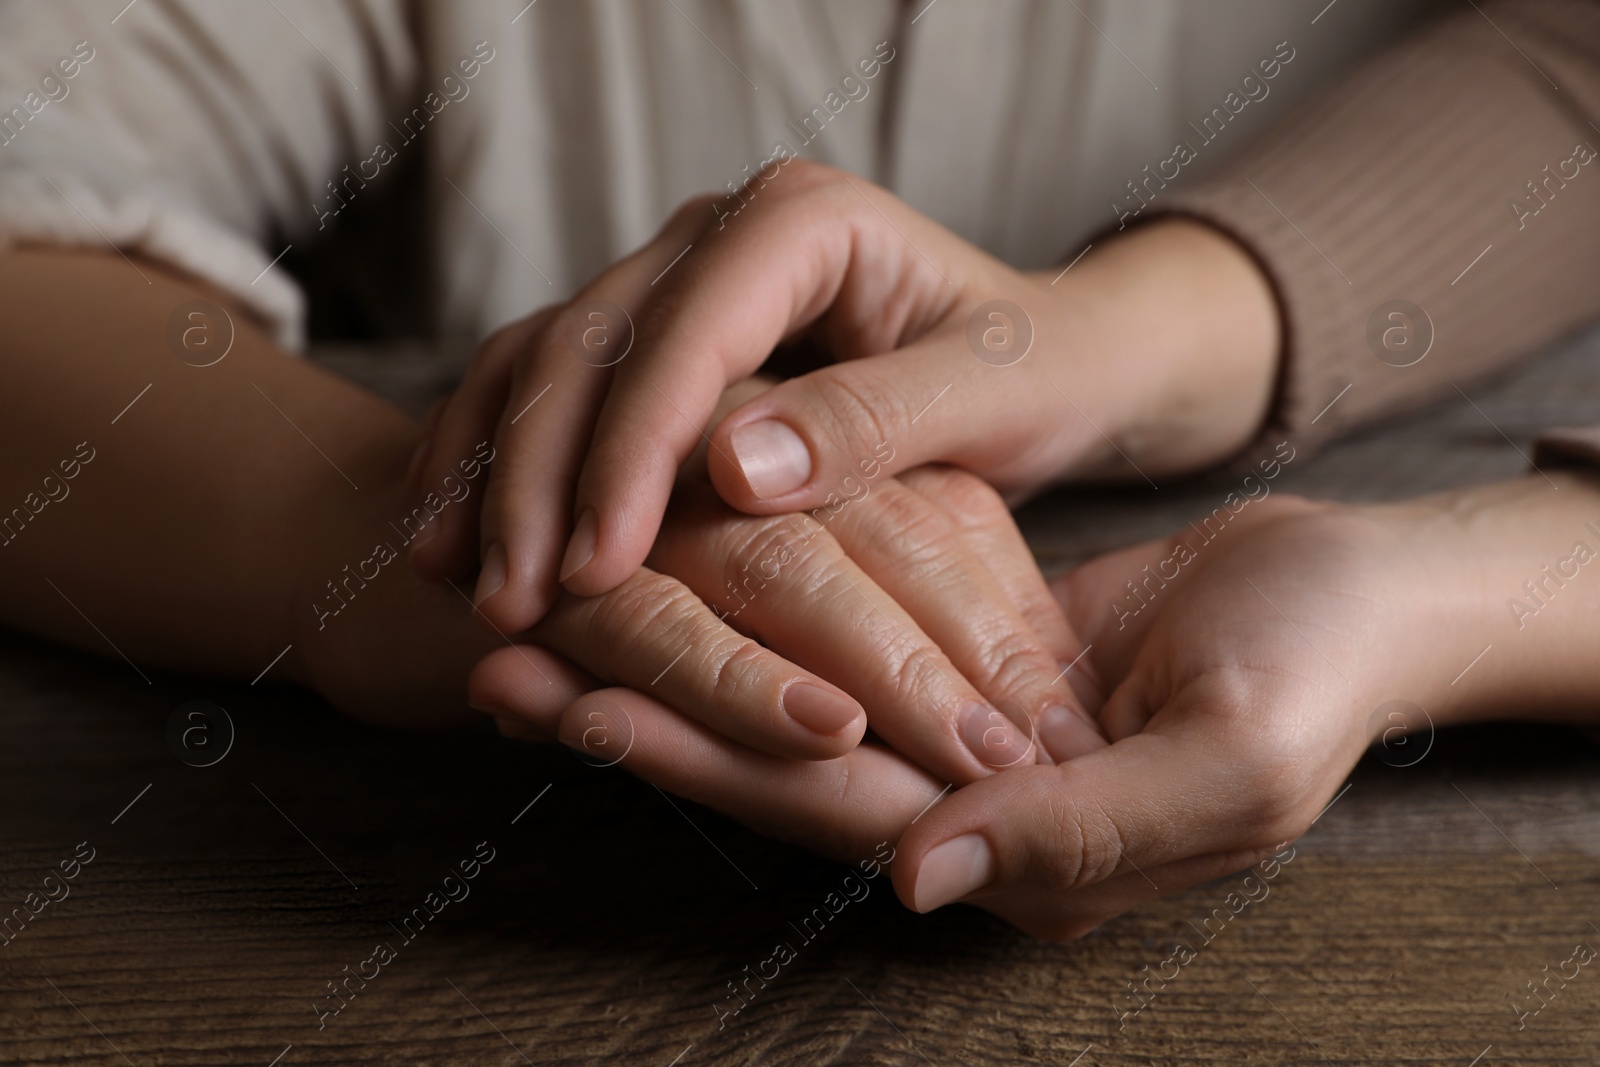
[895,481,1570,935]
[407,160,1280,638]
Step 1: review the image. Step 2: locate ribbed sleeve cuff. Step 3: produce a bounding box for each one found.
[1536,427,1600,471]
[1138,0,1600,473]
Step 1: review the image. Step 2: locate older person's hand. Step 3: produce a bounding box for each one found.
[471,456,1107,786]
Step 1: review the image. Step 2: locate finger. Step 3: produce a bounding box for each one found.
[976,846,1280,942]
[705,334,1061,516]
[468,321,612,630]
[528,566,865,761]
[560,164,961,598]
[409,313,546,581]
[468,642,597,734]
[646,483,1038,785]
[405,396,448,489]
[902,468,1076,662]
[893,726,1291,914]
[898,466,1108,758]
[554,687,941,863]
[471,199,715,632]
[813,472,1074,765]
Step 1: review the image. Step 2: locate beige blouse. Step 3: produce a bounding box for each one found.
[0,0,1595,465]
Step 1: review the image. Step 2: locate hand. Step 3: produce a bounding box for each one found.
[894,488,1507,936]
[502,487,1499,939]
[471,464,1108,788]
[408,160,1279,636]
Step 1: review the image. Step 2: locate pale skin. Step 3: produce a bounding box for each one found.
[5,164,1599,939]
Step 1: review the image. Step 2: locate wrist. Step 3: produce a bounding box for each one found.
[282,423,417,689]
[1036,218,1280,481]
[1367,472,1600,728]
[283,415,493,718]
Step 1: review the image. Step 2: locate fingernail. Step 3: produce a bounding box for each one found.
[913,833,996,912]
[959,701,1032,769]
[782,681,862,736]
[475,542,506,605]
[560,508,597,582]
[730,419,812,499]
[1040,704,1108,762]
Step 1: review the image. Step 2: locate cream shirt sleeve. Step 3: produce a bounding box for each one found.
[0,0,417,349]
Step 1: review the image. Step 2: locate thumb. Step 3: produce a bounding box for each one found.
[891,730,1292,914]
[705,333,1060,515]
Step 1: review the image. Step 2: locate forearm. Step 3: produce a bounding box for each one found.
[0,247,494,724]
[1022,218,1280,487]
[1380,470,1600,726]
[1044,2,1600,487]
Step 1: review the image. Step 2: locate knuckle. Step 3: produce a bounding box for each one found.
[1231,725,1321,843]
[970,628,1056,700]
[480,318,524,353]
[477,319,527,363]
[719,514,840,600]
[709,158,836,231]
[804,369,908,460]
[636,286,685,345]
[881,641,950,710]
[757,156,836,203]
[1041,790,1125,892]
[857,484,962,567]
[480,306,557,368]
[863,480,949,541]
[588,571,778,715]
[589,572,704,652]
[544,304,590,351]
[921,468,1010,528]
[1241,759,1319,846]
[776,156,831,184]
[1173,667,1323,849]
[704,637,772,708]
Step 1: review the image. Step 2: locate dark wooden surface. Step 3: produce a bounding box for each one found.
[5,329,1600,1066]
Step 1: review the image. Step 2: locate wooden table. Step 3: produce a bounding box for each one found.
[4,330,1600,1066]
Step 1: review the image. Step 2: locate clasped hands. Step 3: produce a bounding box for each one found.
[399,162,1415,939]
